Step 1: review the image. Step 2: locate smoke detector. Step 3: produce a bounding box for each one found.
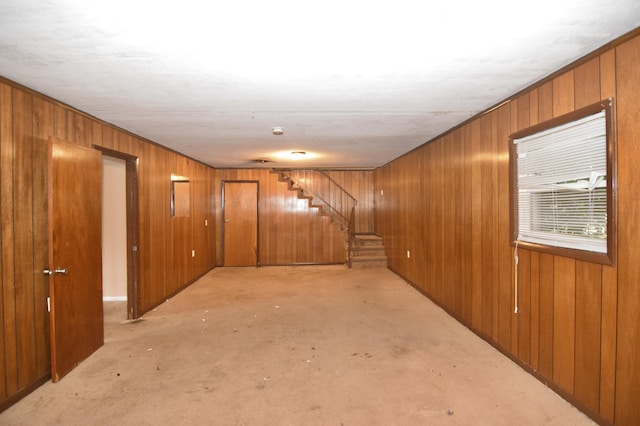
[272,127,284,135]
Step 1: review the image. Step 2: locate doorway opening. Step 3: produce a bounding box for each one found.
[95,146,140,319]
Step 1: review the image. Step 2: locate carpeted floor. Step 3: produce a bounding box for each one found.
[0,266,593,425]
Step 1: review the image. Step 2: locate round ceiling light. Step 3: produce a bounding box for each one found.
[272,127,284,135]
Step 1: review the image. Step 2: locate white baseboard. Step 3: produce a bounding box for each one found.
[103,296,127,302]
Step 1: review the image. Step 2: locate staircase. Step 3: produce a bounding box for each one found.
[350,234,388,268]
[274,169,359,266]
[275,170,349,228]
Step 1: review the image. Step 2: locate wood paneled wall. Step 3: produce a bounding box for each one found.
[215,169,374,265]
[0,79,216,409]
[375,33,640,425]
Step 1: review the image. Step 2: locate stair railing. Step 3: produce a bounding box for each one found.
[347,205,356,268]
[275,169,358,267]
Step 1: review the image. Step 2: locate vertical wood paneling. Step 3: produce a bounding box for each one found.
[536,80,555,380]
[550,70,577,397]
[572,56,604,415]
[538,253,555,379]
[515,94,531,364]
[553,256,576,395]
[470,119,482,331]
[13,90,37,389]
[574,261,602,412]
[31,98,52,376]
[490,110,500,341]
[614,34,640,426]
[480,113,494,337]
[443,133,455,310]
[529,250,540,370]
[1,78,218,410]
[373,33,640,424]
[462,125,473,324]
[598,47,617,424]
[0,85,6,400]
[575,57,601,108]
[496,104,512,351]
[517,249,531,364]
[528,90,540,371]
[600,265,617,422]
[426,144,437,297]
[0,83,18,398]
[53,106,66,140]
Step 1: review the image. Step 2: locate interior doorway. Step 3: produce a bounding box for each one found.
[223,181,259,266]
[102,156,128,301]
[95,146,140,319]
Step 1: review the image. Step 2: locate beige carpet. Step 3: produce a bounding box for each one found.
[1,266,593,425]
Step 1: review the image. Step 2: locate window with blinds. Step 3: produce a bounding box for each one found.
[509,100,615,264]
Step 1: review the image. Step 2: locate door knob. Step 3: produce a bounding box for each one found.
[224,219,230,223]
[43,268,68,276]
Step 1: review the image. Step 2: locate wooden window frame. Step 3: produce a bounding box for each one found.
[509,98,617,265]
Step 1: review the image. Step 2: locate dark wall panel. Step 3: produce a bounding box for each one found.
[0,79,217,410]
[374,34,640,425]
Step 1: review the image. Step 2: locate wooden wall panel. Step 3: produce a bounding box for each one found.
[552,256,576,394]
[32,98,52,376]
[614,33,640,426]
[598,47,617,424]
[496,104,513,352]
[13,90,37,390]
[470,119,482,331]
[1,83,18,399]
[480,112,494,338]
[374,32,640,425]
[214,169,357,266]
[0,78,217,410]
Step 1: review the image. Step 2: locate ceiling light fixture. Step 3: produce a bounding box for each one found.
[291,151,306,156]
[272,127,284,135]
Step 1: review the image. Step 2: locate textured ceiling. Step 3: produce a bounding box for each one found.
[1,1,639,169]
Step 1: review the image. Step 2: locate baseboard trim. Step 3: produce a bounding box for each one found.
[103,296,127,302]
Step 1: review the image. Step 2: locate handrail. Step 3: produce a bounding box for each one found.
[275,168,358,267]
[275,168,357,205]
[318,170,357,205]
[301,189,349,223]
[347,206,356,268]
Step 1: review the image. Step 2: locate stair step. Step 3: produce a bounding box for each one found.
[351,246,386,256]
[354,234,384,247]
[350,255,388,268]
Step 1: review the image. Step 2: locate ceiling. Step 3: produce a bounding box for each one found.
[1,1,639,169]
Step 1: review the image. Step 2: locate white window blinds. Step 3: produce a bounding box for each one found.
[513,109,607,253]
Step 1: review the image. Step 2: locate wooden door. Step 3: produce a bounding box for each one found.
[48,140,104,382]
[223,181,258,266]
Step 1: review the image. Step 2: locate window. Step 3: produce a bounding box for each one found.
[510,99,615,264]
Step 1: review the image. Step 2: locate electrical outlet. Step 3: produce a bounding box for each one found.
[380,189,384,196]
[192,250,196,257]
[204,219,208,226]
[407,250,411,258]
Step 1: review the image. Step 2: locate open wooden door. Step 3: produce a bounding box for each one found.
[223,181,258,266]
[47,140,104,382]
